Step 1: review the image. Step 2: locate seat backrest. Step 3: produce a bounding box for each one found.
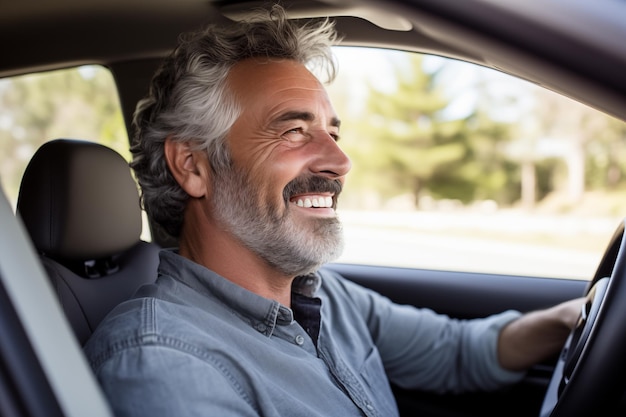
[16,138,160,345]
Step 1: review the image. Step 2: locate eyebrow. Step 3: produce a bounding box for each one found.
[272,111,341,129]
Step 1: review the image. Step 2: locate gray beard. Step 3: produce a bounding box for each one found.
[210,165,344,277]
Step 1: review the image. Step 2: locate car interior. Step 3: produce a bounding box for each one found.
[0,156,112,417]
[1,0,626,416]
[16,139,160,345]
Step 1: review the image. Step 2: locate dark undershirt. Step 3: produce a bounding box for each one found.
[291,292,322,347]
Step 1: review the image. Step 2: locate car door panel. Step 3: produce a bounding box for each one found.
[328,263,587,318]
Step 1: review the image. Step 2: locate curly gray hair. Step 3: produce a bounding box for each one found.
[130,4,340,238]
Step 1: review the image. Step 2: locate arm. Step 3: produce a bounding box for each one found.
[497,297,585,371]
[325,270,526,393]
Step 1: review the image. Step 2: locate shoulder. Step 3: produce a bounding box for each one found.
[86,301,261,417]
[83,293,226,372]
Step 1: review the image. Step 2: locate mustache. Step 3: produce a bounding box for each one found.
[283,175,343,201]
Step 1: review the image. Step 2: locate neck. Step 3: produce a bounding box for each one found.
[178,217,294,307]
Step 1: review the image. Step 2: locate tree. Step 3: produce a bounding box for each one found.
[521,87,626,211]
[0,66,127,205]
[586,115,626,191]
[336,53,516,208]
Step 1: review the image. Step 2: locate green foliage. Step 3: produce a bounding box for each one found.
[585,115,626,190]
[0,66,128,205]
[338,53,518,208]
[2,51,625,217]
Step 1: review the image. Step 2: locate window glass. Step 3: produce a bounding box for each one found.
[0,66,150,240]
[328,47,626,280]
[3,55,624,280]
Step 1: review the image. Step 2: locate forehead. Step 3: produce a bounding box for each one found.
[227,58,335,118]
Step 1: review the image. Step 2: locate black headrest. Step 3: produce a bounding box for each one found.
[16,139,142,260]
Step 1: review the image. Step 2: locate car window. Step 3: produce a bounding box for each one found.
[0,65,129,200]
[2,53,624,280]
[0,65,150,240]
[327,47,626,280]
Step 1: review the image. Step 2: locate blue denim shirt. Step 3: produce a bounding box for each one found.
[84,250,523,417]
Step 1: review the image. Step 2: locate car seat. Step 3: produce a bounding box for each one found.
[16,138,160,345]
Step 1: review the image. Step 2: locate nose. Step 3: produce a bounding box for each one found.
[309,131,352,179]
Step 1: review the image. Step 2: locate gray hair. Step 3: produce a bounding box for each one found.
[130,4,340,238]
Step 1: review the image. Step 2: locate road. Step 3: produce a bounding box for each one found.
[333,210,618,280]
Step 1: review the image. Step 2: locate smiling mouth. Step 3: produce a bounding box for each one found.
[284,176,342,211]
[291,195,334,208]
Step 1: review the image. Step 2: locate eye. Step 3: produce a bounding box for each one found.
[282,127,308,142]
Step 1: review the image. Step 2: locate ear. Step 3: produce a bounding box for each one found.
[164,137,210,198]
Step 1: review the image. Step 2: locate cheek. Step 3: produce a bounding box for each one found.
[234,157,285,209]
[249,146,310,192]
[233,141,292,189]
[248,163,291,207]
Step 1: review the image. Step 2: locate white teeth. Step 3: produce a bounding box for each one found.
[293,196,333,208]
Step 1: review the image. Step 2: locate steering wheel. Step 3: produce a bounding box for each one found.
[540,220,626,416]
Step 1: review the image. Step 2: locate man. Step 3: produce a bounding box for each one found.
[84,5,583,417]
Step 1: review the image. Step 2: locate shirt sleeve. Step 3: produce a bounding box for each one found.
[93,344,260,417]
[326,271,526,394]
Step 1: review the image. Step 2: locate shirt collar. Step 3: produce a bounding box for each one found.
[157,249,321,337]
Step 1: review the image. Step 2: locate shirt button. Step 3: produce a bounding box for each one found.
[365,403,374,411]
[295,335,305,345]
[256,323,267,333]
